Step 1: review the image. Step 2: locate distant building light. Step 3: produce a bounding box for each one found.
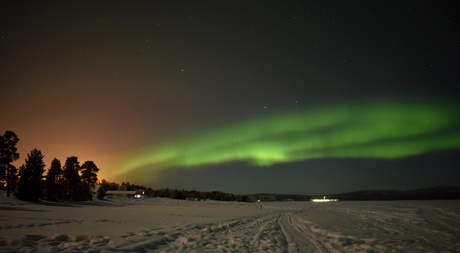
[311,196,338,202]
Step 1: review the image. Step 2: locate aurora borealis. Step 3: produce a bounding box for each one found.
[115,99,460,178]
[2,1,460,194]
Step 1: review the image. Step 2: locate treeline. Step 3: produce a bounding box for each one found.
[2,130,248,203]
[149,188,249,202]
[0,130,100,202]
[99,180,249,202]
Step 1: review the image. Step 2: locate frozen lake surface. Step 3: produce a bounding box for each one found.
[1,195,459,252]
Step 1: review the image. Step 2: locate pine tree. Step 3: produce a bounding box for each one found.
[17,149,45,201]
[0,131,20,197]
[8,165,19,193]
[80,161,99,200]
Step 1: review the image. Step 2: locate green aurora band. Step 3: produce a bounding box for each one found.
[114,100,460,177]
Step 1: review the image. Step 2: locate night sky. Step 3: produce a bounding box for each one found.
[2,1,460,194]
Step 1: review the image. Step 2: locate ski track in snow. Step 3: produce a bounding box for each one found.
[1,200,460,252]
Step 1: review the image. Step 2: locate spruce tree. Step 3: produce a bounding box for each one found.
[46,158,62,201]
[17,149,45,201]
[63,156,81,201]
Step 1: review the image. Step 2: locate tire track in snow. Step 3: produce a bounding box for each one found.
[277,212,331,253]
[158,212,287,252]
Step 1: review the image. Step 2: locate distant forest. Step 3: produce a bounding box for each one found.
[0,130,248,202]
[100,179,248,202]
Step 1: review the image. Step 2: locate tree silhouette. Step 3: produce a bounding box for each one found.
[46,158,62,201]
[63,156,81,201]
[17,149,45,201]
[0,131,20,197]
[8,164,19,193]
[80,160,99,200]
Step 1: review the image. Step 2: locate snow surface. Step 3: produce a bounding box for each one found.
[0,193,459,252]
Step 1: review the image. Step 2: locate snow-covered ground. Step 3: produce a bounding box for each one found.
[0,194,459,252]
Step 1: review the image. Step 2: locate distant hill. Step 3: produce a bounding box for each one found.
[326,186,460,201]
[249,187,460,201]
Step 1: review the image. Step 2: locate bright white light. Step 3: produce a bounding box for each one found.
[311,196,338,202]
